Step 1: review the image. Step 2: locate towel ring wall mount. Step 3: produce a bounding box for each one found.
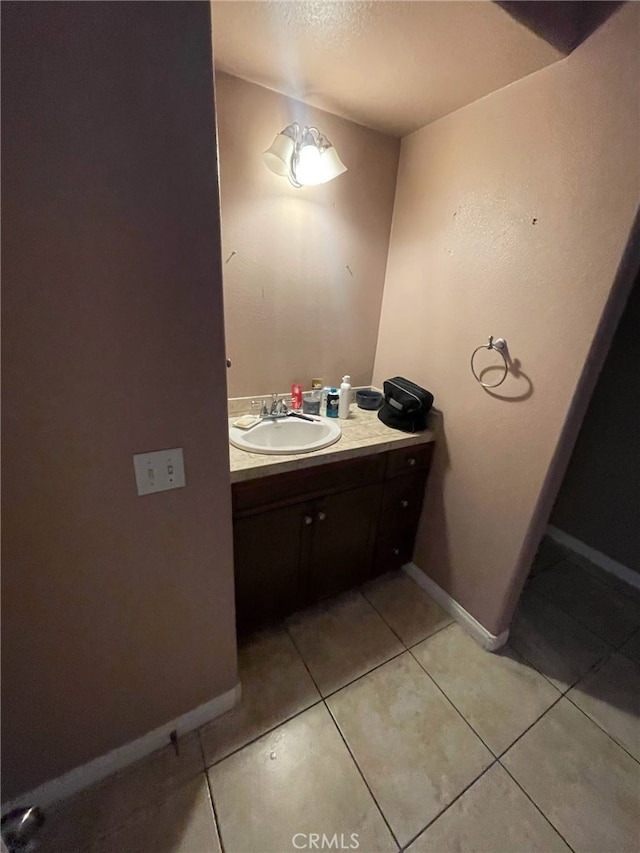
[471,336,509,388]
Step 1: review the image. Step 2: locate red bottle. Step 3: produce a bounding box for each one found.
[291,383,303,410]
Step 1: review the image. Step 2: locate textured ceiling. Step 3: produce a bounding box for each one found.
[210,1,570,137]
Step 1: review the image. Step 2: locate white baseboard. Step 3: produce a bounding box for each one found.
[403,562,509,652]
[2,682,241,814]
[546,525,640,591]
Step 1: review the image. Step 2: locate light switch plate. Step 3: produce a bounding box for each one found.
[133,447,185,496]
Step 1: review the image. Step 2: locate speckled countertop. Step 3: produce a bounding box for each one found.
[228,407,439,483]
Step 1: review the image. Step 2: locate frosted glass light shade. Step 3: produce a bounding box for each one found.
[295,143,324,185]
[263,133,295,176]
[320,146,347,182]
[263,124,347,186]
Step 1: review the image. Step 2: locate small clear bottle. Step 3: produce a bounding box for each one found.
[302,388,321,415]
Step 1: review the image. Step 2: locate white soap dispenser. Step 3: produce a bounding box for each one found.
[339,375,351,419]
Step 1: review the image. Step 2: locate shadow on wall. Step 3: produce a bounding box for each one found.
[477,360,534,402]
[414,417,452,597]
[496,1,625,53]
[550,270,640,572]
[470,338,534,402]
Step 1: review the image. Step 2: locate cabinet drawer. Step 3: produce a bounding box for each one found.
[378,473,426,536]
[385,443,434,479]
[372,532,415,577]
[233,453,386,516]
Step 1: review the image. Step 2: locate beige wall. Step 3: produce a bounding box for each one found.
[1,3,237,799]
[215,73,399,397]
[373,3,640,635]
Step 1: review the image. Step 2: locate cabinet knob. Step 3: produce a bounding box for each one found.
[408,457,416,466]
[393,548,400,556]
[304,515,314,525]
[317,511,326,522]
[401,500,409,509]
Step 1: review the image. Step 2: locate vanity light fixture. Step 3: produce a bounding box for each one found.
[263,123,347,188]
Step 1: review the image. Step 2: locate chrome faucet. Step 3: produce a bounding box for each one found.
[261,393,288,419]
[261,393,316,423]
[270,393,285,415]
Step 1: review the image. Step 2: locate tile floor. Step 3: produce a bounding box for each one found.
[39,540,640,853]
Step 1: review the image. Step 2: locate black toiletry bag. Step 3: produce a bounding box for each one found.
[378,377,434,433]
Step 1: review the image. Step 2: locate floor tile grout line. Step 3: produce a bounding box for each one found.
[322,698,402,852]
[508,630,616,697]
[495,692,565,760]
[493,645,640,765]
[530,566,640,649]
[321,648,407,700]
[206,620,494,851]
[525,584,611,641]
[497,760,576,853]
[267,623,324,698]
[60,765,207,851]
[615,630,639,652]
[618,624,640,661]
[561,553,640,606]
[200,697,325,770]
[283,610,357,695]
[397,760,499,852]
[409,636,573,765]
[520,587,619,652]
[530,549,569,578]
[619,647,640,665]
[407,644,498,758]
[196,727,208,772]
[359,586,411,649]
[284,611,408,701]
[406,618,456,649]
[202,620,419,773]
[562,691,640,767]
[207,625,405,849]
[526,582,640,650]
[202,767,227,853]
[360,580,455,652]
[284,602,417,850]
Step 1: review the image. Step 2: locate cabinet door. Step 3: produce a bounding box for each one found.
[304,484,383,602]
[233,503,307,634]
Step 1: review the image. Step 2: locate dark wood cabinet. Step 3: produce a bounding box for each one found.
[232,442,433,634]
[233,504,305,634]
[304,483,383,603]
[372,470,428,577]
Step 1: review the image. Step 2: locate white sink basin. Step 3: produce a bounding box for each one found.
[229,417,342,455]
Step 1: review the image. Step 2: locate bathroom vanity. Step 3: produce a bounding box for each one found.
[229,408,436,634]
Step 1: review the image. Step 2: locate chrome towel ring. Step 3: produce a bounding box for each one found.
[471,336,509,388]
